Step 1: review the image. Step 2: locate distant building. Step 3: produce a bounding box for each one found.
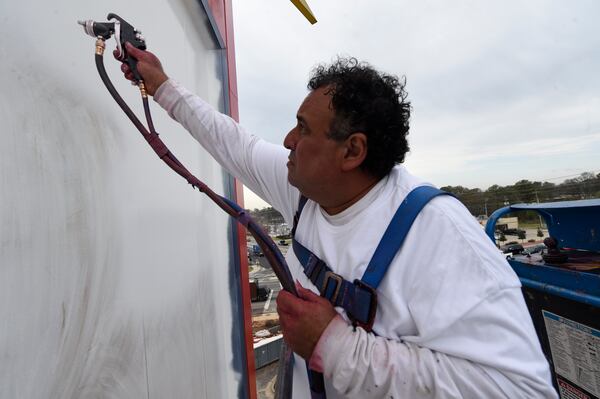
[496,217,519,231]
[275,223,291,236]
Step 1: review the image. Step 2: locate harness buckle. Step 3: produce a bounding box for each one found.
[321,271,343,303]
[349,279,378,332]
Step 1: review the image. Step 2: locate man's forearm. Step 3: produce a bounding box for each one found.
[154,79,259,180]
[153,79,299,221]
[310,315,553,399]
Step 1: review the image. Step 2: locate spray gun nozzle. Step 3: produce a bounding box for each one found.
[78,19,115,39]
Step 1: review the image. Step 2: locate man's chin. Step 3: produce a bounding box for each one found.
[287,174,298,188]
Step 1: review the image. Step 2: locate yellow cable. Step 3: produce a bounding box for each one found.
[290,0,317,24]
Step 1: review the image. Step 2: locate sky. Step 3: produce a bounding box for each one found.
[231,0,600,209]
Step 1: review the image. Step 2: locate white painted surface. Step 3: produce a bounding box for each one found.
[0,1,245,398]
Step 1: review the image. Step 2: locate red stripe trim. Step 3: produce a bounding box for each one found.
[205,1,256,397]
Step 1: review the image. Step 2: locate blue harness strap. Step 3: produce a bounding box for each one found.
[361,185,451,288]
[292,186,452,398]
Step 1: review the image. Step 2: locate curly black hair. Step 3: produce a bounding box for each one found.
[308,57,410,179]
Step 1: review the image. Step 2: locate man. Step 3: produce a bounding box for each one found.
[118,43,557,398]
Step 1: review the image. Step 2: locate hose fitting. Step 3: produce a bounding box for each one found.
[95,38,105,56]
[138,82,148,98]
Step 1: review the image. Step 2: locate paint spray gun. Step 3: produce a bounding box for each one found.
[78,13,146,82]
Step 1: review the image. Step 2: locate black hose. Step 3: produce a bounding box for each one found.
[94,51,297,295]
[142,94,156,133]
[95,54,150,136]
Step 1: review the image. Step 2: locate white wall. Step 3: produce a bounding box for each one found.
[0,1,246,398]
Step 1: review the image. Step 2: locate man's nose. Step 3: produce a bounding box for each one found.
[283,127,297,150]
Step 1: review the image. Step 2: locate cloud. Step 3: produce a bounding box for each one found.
[232,0,600,204]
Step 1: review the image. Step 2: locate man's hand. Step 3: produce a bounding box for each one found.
[113,43,168,96]
[277,282,337,359]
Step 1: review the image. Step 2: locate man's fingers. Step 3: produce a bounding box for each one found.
[296,281,330,305]
[276,290,296,314]
[296,282,319,301]
[125,42,146,60]
[277,284,338,360]
[276,289,310,318]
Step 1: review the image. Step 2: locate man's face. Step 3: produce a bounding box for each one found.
[283,87,345,197]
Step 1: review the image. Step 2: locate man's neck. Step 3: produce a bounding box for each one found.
[321,176,381,215]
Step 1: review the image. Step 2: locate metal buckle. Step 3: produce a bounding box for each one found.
[350,279,378,332]
[321,271,343,303]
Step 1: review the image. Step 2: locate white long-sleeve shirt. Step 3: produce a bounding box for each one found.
[154,79,557,399]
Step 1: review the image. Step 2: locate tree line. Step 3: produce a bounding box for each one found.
[248,206,285,228]
[441,172,600,218]
[248,171,600,224]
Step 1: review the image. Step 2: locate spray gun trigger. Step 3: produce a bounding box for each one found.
[110,19,124,61]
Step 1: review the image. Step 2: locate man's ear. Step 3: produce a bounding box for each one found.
[340,132,368,172]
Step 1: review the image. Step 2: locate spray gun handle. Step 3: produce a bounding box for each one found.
[127,58,143,82]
